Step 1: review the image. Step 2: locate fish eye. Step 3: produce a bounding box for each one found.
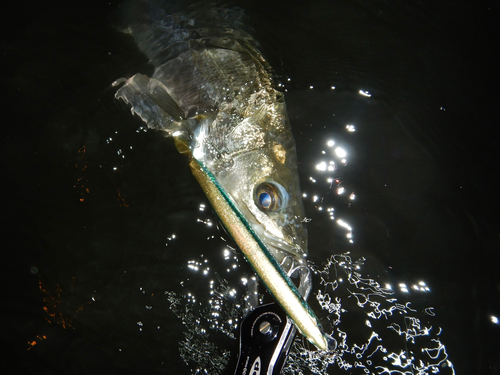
[254,182,288,212]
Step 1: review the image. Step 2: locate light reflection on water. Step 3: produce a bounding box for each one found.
[166,248,455,374]
[285,253,454,374]
[160,122,455,374]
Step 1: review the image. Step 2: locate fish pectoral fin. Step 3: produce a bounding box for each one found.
[146,79,185,122]
[115,73,185,132]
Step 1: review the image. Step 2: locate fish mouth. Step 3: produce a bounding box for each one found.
[252,222,302,254]
[257,229,308,272]
[257,231,312,299]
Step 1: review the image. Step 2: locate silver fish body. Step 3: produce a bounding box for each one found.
[115,1,328,350]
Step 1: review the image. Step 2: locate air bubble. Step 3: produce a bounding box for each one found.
[326,335,338,351]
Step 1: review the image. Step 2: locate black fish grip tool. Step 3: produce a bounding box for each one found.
[233,303,296,375]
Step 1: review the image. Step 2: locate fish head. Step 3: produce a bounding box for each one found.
[195,95,308,267]
[244,149,309,264]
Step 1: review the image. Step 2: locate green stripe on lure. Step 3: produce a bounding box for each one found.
[114,2,329,351]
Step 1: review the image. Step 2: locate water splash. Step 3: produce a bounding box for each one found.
[163,252,454,375]
[165,272,243,375]
[282,253,455,375]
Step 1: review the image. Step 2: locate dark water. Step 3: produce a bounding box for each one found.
[2,1,499,374]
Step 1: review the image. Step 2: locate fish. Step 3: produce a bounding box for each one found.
[113,0,329,351]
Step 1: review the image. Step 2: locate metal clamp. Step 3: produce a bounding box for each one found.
[234,303,296,375]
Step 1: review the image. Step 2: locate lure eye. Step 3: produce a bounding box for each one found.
[254,182,287,212]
